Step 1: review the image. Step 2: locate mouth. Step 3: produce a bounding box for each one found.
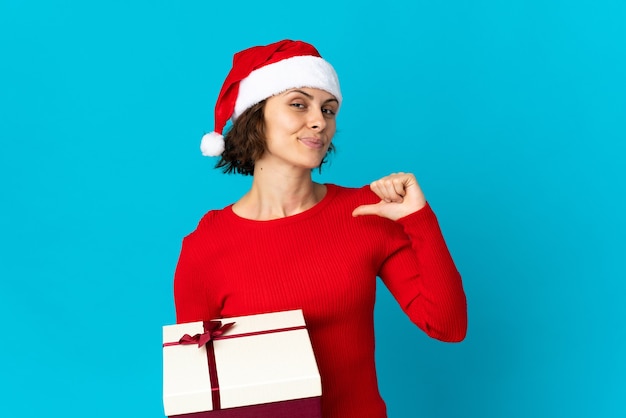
[299,137,324,150]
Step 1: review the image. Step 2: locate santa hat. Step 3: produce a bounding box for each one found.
[200,39,342,156]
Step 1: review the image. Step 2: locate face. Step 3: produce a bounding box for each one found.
[258,87,338,172]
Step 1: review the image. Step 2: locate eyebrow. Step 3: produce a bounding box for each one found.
[285,89,339,104]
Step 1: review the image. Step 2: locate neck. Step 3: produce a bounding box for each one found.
[233,165,325,220]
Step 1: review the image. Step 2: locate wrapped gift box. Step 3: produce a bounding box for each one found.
[163,309,321,418]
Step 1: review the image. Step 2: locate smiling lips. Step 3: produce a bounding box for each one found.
[299,137,324,149]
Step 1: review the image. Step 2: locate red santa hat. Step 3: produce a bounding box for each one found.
[200,39,342,156]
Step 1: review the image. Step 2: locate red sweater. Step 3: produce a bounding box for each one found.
[174,184,467,418]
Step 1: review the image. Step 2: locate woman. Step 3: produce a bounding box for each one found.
[174,39,467,418]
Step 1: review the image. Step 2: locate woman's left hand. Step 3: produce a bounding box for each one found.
[352,172,427,221]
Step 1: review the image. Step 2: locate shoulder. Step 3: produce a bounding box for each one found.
[326,183,379,206]
[196,208,227,228]
[324,183,399,231]
[183,206,233,244]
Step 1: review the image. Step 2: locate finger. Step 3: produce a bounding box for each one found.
[352,203,380,217]
[369,179,387,202]
[391,176,407,198]
[374,177,404,203]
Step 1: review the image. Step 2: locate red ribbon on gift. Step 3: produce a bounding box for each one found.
[164,321,307,411]
[177,321,236,348]
[165,321,234,410]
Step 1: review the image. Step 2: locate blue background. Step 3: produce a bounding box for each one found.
[1,1,624,417]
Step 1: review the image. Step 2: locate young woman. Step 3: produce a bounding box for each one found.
[174,39,467,418]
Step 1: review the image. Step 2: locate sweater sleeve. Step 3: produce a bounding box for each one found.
[378,203,467,342]
[173,216,223,324]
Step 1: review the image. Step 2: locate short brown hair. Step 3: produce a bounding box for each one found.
[215,100,335,176]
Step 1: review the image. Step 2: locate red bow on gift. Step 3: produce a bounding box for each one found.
[178,321,235,347]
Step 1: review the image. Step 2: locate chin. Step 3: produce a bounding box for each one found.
[292,155,326,170]
[304,159,326,170]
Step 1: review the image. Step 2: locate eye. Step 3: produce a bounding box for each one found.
[290,102,306,109]
[322,107,337,117]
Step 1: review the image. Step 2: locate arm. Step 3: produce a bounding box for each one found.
[388,204,467,342]
[173,232,221,324]
[353,173,467,342]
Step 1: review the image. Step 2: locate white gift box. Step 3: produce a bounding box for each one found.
[163,309,322,417]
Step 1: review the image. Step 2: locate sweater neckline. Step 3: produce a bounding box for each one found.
[223,183,339,227]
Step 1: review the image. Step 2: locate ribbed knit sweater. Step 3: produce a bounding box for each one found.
[174,183,467,418]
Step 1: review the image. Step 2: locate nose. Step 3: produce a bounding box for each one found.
[308,108,327,131]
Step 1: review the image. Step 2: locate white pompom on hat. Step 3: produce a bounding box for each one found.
[200,39,342,156]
